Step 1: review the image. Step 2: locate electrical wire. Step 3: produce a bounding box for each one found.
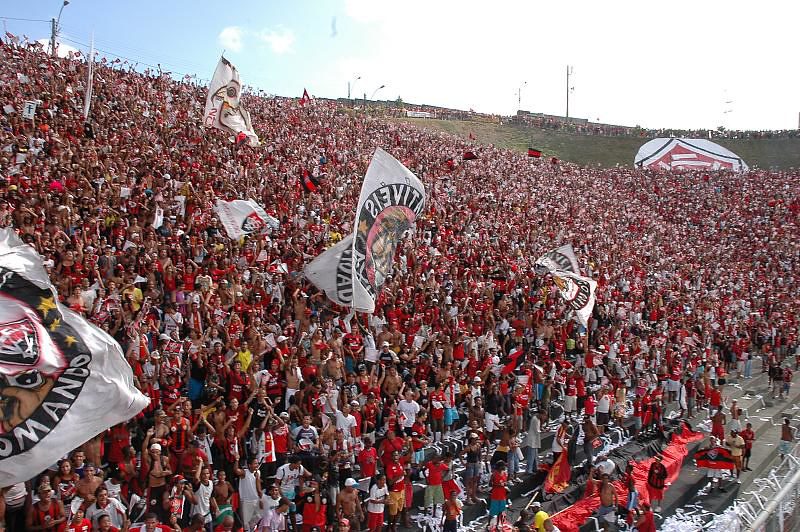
[59,35,209,81]
[0,16,51,23]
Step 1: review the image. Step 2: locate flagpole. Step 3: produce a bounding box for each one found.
[83,33,94,121]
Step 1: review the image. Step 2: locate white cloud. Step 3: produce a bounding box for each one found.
[218,26,244,53]
[258,27,295,55]
[36,39,79,58]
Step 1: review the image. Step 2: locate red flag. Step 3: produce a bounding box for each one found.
[694,447,736,470]
[463,151,478,161]
[445,158,455,170]
[544,451,571,493]
[528,148,542,158]
[501,348,524,375]
[300,89,311,106]
[301,169,320,193]
[550,157,559,165]
[469,132,475,140]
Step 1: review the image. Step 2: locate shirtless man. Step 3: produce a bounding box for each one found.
[382,366,403,401]
[74,464,103,511]
[597,474,617,523]
[337,478,365,532]
[152,410,172,445]
[143,429,172,515]
[82,435,104,469]
[213,470,235,509]
[285,358,303,408]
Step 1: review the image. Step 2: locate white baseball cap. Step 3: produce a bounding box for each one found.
[345,478,358,487]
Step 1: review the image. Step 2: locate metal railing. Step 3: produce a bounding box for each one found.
[736,441,800,532]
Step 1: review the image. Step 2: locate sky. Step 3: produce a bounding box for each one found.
[3,0,800,131]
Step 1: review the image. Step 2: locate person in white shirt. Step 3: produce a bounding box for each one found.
[366,475,389,532]
[259,497,290,532]
[397,390,421,436]
[86,487,127,529]
[191,467,217,526]
[235,457,264,531]
[275,457,311,500]
[335,402,359,440]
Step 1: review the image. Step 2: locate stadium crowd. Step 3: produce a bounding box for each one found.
[0,37,799,532]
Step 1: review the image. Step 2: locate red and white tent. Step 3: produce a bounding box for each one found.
[634,138,748,172]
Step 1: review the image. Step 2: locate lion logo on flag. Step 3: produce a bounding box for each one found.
[0,268,89,447]
[0,306,67,434]
[241,212,266,234]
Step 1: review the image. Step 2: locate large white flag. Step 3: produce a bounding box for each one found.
[351,148,426,313]
[203,57,259,146]
[535,244,580,275]
[304,234,355,308]
[213,199,279,240]
[0,229,148,487]
[551,270,597,327]
[82,36,94,121]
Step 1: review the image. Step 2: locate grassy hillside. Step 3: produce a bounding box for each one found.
[396,118,800,170]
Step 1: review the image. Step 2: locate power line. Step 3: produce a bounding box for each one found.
[0,16,51,23]
[58,35,211,85]
[59,34,207,80]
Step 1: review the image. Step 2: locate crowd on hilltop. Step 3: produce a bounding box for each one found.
[0,37,799,532]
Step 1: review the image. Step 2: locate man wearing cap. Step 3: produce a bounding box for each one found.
[531,501,549,532]
[337,478,364,532]
[378,341,395,365]
[725,429,746,483]
[26,484,67,531]
[143,427,173,517]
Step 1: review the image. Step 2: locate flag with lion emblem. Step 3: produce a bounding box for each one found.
[551,270,597,327]
[0,229,148,487]
[213,199,279,240]
[203,56,259,146]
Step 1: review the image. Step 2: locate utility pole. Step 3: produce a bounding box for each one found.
[50,1,69,57]
[50,18,57,57]
[565,65,574,122]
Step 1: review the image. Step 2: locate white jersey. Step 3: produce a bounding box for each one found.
[368,484,389,514]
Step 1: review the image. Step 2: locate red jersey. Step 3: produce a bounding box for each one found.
[386,462,405,492]
[425,461,448,486]
[357,447,378,478]
[430,390,445,420]
[490,470,508,501]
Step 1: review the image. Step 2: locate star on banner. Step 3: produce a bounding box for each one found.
[38,296,57,316]
[49,318,61,332]
[65,335,77,347]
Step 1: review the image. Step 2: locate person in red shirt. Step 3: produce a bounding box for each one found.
[740,422,755,471]
[66,508,92,532]
[635,503,656,532]
[411,412,429,465]
[488,461,508,527]
[357,437,379,479]
[379,430,405,469]
[429,384,446,443]
[423,454,449,515]
[386,451,406,532]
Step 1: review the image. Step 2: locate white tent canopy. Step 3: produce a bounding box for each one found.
[634,138,749,172]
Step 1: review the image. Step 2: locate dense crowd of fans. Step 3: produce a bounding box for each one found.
[0,37,799,532]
